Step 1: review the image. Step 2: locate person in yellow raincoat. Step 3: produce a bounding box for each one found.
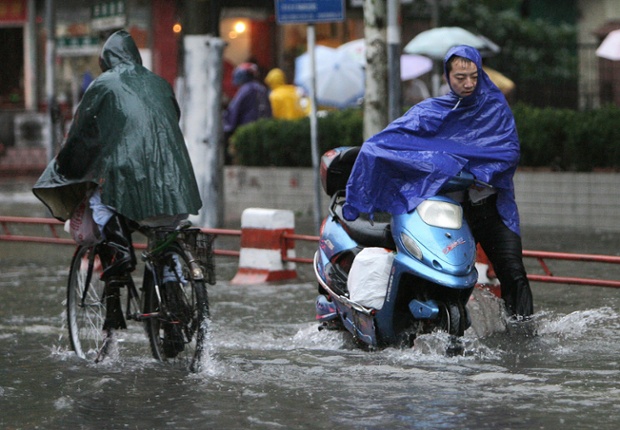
[264,68,308,120]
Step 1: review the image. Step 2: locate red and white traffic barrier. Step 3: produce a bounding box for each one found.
[231,208,297,285]
[475,244,501,298]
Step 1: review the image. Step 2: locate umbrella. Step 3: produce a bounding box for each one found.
[294,45,365,109]
[400,54,433,81]
[338,38,366,64]
[337,39,433,81]
[484,66,515,95]
[403,26,500,59]
[596,29,620,61]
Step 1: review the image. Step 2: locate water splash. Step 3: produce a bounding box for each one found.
[537,307,619,339]
[466,288,508,338]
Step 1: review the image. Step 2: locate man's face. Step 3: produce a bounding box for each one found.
[447,59,478,98]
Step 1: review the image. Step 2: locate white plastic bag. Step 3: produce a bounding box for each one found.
[65,195,102,246]
[347,247,394,310]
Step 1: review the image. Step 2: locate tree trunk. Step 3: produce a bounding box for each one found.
[363,0,389,140]
[182,0,224,228]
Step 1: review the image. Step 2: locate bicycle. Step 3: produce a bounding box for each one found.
[65,221,215,372]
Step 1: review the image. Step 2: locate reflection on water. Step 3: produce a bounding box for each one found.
[1,183,620,429]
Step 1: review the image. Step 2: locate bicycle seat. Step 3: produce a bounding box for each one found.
[139,219,193,236]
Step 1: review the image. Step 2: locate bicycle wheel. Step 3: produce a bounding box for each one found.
[66,245,107,360]
[143,243,210,371]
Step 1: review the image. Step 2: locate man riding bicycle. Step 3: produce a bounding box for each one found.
[33,30,202,281]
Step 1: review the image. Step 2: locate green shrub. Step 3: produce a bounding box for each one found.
[231,108,363,167]
[514,104,620,171]
[512,104,575,169]
[565,106,620,171]
[232,105,620,171]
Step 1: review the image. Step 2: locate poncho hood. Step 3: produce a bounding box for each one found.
[99,30,142,72]
[265,68,286,90]
[344,45,522,235]
[443,45,486,107]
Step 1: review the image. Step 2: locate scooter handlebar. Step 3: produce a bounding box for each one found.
[441,171,493,193]
[328,190,346,219]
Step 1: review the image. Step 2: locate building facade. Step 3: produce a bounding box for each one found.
[1,0,620,153]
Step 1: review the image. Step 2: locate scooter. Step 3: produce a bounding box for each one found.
[314,146,485,352]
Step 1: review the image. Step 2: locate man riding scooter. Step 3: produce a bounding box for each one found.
[344,45,533,322]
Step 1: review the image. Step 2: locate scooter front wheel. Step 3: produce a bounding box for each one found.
[438,301,467,356]
[438,301,466,337]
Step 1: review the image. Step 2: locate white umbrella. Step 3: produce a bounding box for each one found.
[294,45,365,109]
[596,29,620,61]
[404,27,500,59]
[338,39,433,81]
[400,54,433,81]
[338,38,366,64]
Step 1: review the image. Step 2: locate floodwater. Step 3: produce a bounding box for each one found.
[1,181,620,429]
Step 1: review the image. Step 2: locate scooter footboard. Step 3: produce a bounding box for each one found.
[339,306,377,347]
[314,251,379,346]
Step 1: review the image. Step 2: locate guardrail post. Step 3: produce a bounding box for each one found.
[230,208,297,285]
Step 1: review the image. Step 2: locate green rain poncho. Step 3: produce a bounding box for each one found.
[33,30,202,223]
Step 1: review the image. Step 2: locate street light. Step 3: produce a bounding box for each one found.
[229,20,247,39]
[234,20,246,33]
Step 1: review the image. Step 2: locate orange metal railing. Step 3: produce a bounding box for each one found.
[2,216,620,289]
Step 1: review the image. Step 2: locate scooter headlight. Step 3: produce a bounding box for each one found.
[417,200,463,229]
[401,232,423,260]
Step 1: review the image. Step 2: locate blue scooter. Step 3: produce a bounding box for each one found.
[314,146,485,352]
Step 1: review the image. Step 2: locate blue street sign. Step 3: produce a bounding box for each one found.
[275,0,345,24]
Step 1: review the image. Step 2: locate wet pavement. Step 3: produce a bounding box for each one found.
[1,180,620,429]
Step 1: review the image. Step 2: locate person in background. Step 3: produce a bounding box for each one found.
[223,62,272,132]
[78,71,94,101]
[344,45,534,322]
[33,30,202,281]
[223,62,272,164]
[264,67,308,120]
[222,59,237,107]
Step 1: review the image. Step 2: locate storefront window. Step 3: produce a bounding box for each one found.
[55,0,151,119]
[0,27,24,109]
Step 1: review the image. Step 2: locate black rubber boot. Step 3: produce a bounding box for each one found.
[102,285,127,331]
[101,215,136,280]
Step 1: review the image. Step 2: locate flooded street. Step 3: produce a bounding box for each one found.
[1,182,620,429]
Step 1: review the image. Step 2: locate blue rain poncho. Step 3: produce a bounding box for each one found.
[344,45,522,235]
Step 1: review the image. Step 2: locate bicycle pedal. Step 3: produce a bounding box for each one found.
[95,330,114,363]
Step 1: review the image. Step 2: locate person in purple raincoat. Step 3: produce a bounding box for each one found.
[344,45,533,320]
[223,62,272,164]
